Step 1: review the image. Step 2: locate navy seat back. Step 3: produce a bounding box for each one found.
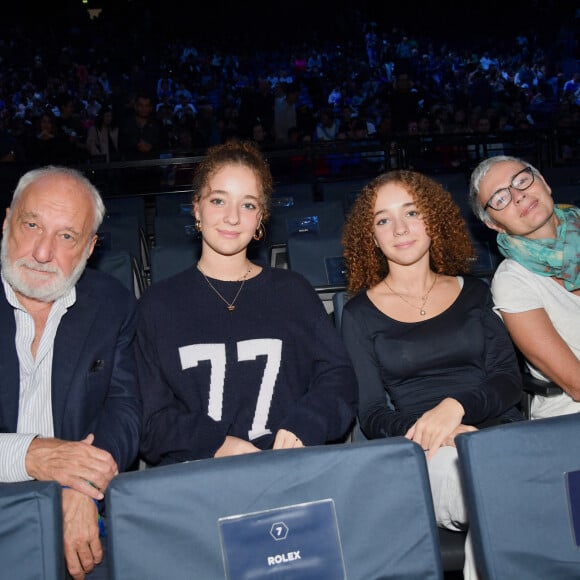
[287,232,346,290]
[107,439,443,580]
[88,248,145,298]
[103,195,147,230]
[0,480,64,580]
[149,243,200,284]
[266,199,345,248]
[456,414,580,579]
[154,192,194,217]
[95,212,150,277]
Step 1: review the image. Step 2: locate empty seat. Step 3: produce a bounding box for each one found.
[287,232,346,291]
[153,213,197,248]
[266,199,345,249]
[317,177,368,218]
[103,195,148,230]
[88,249,145,298]
[0,480,64,580]
[96,213,149,276]
[149,243,199,284]
[154,191,194,217]
[271,181,316,206]
[456,414,580,579]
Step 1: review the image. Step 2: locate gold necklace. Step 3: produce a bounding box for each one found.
[383,274,438,316]
[197,263,252,312]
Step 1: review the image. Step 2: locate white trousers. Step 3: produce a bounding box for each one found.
[427,445,479,580]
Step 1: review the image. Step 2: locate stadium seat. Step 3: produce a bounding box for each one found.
[153,191,194,217]
[267,199,345,246]
[107,439,444,580]
[102,195,151,274]
[103,195,148,230]
[286,232,346,292]
[317,177,368,217]
[96,212,149,281]
[149,243,200,284]
[456,414,580,579]
[88,248,146,298]
[149,238,268,285]
[271,181,316,206]
[153,213,197,248]
[0,480,64,580]
[266,199,346,267]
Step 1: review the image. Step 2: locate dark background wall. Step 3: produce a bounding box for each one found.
[4,0,577,48]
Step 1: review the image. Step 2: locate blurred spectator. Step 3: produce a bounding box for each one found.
[0,115,19,162]
[251,120,273,147]
[0,2,576,170]
[274,82,299,144]
[25,110,71,165]
[86,106,120,162]
[315,108,340,141]
[54,93,89,163]
[562,72,580,97]
[119,92,166,160]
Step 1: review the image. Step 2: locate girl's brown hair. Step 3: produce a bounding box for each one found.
[192,138,273,221]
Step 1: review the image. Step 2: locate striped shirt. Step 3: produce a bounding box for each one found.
[0,275,75,482]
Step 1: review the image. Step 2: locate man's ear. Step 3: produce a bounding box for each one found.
[87,234,98,258]
[2,208,9,235]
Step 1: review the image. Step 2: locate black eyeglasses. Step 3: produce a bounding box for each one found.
[483,166,535,211]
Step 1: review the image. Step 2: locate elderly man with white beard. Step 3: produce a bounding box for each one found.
[0,166,141,580]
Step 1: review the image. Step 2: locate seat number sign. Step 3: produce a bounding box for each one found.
[219,499,346,579]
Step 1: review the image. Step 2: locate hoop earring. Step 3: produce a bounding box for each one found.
[195,219,202,232]
[253,222,265,241]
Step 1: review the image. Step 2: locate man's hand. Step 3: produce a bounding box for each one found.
[62,488,102,580]
[214,435,260,457]
[272,429,304,450]
[25,434,118,499]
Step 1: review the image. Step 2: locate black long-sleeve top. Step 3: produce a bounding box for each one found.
[341,276,523,439]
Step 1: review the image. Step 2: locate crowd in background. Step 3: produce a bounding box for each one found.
[0,2,579,167]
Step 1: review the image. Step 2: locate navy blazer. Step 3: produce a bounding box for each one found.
[0,268,142,473]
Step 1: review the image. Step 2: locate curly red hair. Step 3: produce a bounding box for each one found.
[342,170,475,295]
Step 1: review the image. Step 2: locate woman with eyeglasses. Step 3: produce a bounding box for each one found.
[469,155,580,418]
[341,170,524,580]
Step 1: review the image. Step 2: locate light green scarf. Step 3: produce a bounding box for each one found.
[496,204,580,291]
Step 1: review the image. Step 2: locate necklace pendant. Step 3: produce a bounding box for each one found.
[227,305,235,312]
[420,309,426,316]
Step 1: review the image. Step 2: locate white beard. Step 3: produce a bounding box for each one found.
[0,226,90,303]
